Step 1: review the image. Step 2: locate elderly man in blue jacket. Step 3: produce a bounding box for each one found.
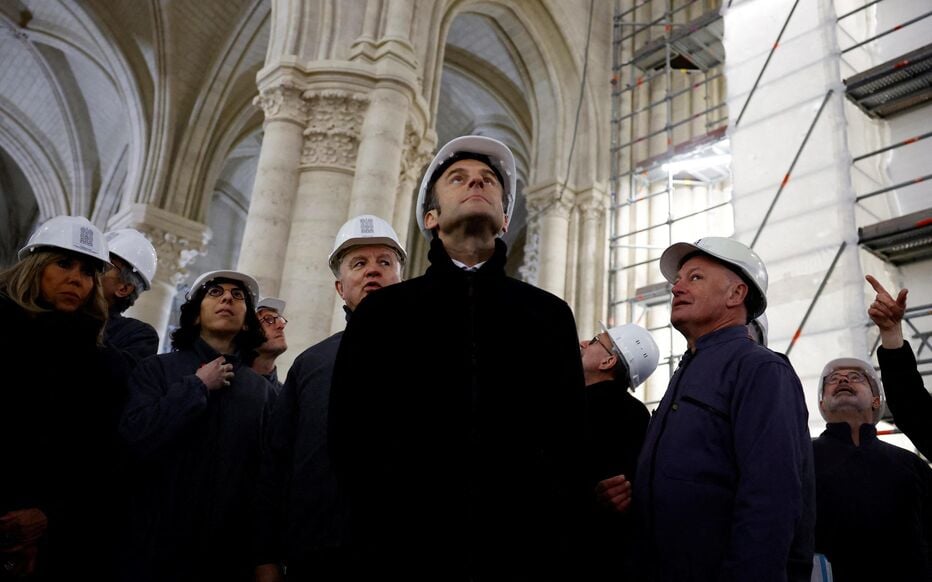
[633,237,814,582]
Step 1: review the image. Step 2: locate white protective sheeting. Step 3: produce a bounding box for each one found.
[723,0,868,430]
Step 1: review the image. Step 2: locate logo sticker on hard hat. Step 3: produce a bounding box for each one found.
[76,226,95,253]
[360,217,374,234]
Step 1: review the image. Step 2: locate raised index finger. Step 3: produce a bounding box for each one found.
[865,274,889,298]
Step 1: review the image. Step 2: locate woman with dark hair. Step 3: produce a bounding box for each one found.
[119,270,275,582]
[0,215,126,580]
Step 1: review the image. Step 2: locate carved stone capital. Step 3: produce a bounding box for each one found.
[524,185,575,221]
[576,191,607,223]
[518,223,541,286]
[399,124,435,183]
[106,203,210,288]
[253,82,308,124]
[300,90,370,169]
[142,228,209,287]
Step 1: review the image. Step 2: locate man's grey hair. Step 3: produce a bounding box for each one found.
[112,262,145,313]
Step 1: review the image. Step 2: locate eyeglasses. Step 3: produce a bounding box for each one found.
[205,285,246,301]
[824,370,868,386]
[590,335,613,356]
[260,315,288,327]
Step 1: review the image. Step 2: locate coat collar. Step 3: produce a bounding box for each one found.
[426,236,508,278]
[823,421,878,446]
[192,336,242,367]
[688,325,749,354]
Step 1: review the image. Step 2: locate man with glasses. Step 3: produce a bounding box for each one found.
[255,215,405,582]
[813,356,932,581]
[120,269,274,581]
[252,297,288,392]
[579,323,657,579]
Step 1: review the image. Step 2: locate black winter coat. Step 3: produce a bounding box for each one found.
[814,422,932,581]
[119,338,275,582]
[0,293,128,580]
[329,238,588,581]
[878,342,932,460]
[105,311,159,369]
[580,378,650,579]
[256,329,349,568]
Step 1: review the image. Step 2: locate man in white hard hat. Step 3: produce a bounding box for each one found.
[329,136,588,579]
[255,214,405,582]
[865,274,932,459]
[252,297,288,392]
[579,323,656,579]
[812,355,932,581]
[633,237,814,581]
[102,228,160,367]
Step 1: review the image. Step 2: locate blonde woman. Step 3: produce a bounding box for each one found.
[0,215,126,580]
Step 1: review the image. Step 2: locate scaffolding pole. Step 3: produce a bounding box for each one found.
[855,173,932,202]
[836,0,885,22]
[734,0,801,128]
[852,131,932,163]
[840,10,932,54]
[611,103,727,152]
[785,242,847,356]
[750,89,833,249]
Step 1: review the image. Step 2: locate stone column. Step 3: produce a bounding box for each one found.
[346,0,425,237]
[345,85,409,221]
[525,182,574,298]
[237,78,307,297]
[575,189,607,338]
[393,127,435,246]
[277,89,369,372]
[107,203,209,349]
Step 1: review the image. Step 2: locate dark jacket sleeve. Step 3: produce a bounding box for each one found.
[119,356,209,460]
[878,342,932,459]
[254,359,302,565]
[106,317,160,369]
[546,300,589,495]
[329,309,376,488]
[724,360,813,581]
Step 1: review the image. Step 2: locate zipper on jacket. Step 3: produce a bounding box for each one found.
[646,350,693,534]
[680,395,730,421]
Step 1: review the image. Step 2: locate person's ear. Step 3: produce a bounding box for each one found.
[726,281,748,308]
[598,354,617,372]
[335,280,345,300]
[114,282,135,299]
[424,209,440,230]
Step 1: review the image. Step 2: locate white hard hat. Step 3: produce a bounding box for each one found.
[818,357,885,424]
[186,270,260,305]
[257,297,286,315]
[415,135,517,242]
[328,214,407,276]
[18,215,111,269]
[105,228,158,290]
[660,236,768,321]
[748,313,769,347]
[601,322,660,389]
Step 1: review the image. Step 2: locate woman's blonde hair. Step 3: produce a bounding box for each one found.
[0,249,109,342]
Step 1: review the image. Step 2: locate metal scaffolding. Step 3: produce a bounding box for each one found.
[610,0,732,389]
[838,0,932,381]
